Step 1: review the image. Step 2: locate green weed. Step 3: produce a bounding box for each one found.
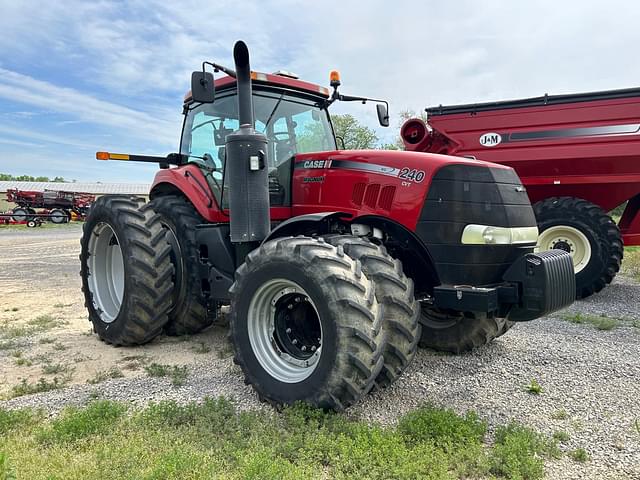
[87,367,124,385]
[9,376,69,399]
[561,312,619,330]
[569,448,590,462]
[553,430,570,442]
[526,379,543,394]
[144,364,189,386]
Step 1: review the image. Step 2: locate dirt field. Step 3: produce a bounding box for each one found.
[0,224,231,393]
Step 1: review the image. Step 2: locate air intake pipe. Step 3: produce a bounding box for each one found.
[225,41,270,246]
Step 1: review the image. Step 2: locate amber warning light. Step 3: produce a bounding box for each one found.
[96,152,129,161]
[329,70,341,88]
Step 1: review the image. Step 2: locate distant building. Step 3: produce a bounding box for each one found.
[0,181,151,212]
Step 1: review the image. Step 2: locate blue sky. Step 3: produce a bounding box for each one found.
[1,0,640,182]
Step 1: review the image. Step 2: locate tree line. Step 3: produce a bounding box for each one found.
[0,174,68,182]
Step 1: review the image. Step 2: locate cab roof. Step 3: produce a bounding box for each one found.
[184,71,330,104]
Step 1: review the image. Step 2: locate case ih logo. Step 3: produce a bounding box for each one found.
[479,132,502,147]
[302,160,327,169]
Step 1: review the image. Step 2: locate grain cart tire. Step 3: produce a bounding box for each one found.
[324,234,420,389]
[534,197,623,299]
[419,306,513,354]
[11,208,30,223]
[80,195,174,346]
[50,209,68,224]
[230,236,384,410]
[149,195,211,336]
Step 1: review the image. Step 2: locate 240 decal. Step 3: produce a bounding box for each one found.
[398,167,426,182]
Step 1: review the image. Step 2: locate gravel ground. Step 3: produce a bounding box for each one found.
[1,226,639,479]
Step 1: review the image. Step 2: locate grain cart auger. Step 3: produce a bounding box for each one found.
[80,41,575,410]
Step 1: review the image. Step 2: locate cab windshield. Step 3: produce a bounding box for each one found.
[180,90,336,207]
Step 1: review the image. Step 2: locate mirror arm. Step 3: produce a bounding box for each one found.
[203,61,236,78]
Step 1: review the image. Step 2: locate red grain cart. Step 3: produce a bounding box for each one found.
[6,188,95,223]
[401,87,640,298]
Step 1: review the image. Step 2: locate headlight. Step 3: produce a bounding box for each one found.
[461,225,539,245]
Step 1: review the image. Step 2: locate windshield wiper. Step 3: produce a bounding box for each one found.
[262,93,284,133]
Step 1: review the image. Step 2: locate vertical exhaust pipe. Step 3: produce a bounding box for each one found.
[225,41,270,250]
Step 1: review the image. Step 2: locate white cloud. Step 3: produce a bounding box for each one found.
[0,68,180,146]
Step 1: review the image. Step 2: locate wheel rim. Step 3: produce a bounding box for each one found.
[248,279,322,383]
[537,225,591,273]
[87,222,125,323]
[51,211,65,223]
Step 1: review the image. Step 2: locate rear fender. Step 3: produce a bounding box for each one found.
[150,165,218,221]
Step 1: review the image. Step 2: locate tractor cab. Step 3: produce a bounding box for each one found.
[180,73,337,208]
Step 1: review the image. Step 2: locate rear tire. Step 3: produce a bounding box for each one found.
[419,306,513,354]
[80,195,174,346]
[50,209,68,224]
[230,236,384,410]
[11,208,30,223]
[324,235,420,389]
[534,197,623,299]
[149,195,211,336]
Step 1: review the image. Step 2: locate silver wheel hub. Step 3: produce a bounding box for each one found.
[248,279,322,383]
[87,222,125,323]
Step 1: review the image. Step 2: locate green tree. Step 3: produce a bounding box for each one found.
[331,114,378,150]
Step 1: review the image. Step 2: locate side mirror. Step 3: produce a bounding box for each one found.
[191,71,215,103]
[376,104,390,127]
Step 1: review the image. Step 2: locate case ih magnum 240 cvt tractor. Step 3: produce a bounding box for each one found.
[80,42,574,410]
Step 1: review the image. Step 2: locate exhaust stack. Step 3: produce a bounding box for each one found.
[225,41,270,245]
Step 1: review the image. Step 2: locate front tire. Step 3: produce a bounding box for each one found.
[419,306,513,354]
[324,235,420,389]
[230,236,384,410]
[80,195,174,346]
[149,195,211,336]
[534,197,623,299]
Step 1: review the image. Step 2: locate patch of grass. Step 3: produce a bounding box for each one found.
[27,315,58,331]
[561,312,620,330]
[120,355,148,371]
[0,399,559,480]
[37,400,127,444]
[10,350,22,358]
[14,357,32,367]
[622,246,640,281]
[144,363,189,386]
[569,447,590,462]
[525,379,543,394]
[0,323,32,339]
[52,342,67,351]
[87,367,124,385]
[0,340,18,351]
[192,342,211,354]
[38,337,55,344]
[144,363,170,377]
[551,409,568,420]
[42,363,73,376]
[9,376,69,399]
[489,423,560,479]
[553,430,570,442]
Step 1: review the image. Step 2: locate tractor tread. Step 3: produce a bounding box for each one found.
[230,236,384,411]
[80,195,173,346]
[324,234,420,390]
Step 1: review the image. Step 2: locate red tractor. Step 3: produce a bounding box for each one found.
[80,41,574,410]
[401,88,640,299]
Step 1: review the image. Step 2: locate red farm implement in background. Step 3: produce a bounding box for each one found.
[5,188,95,224]
[401,87,640,299]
